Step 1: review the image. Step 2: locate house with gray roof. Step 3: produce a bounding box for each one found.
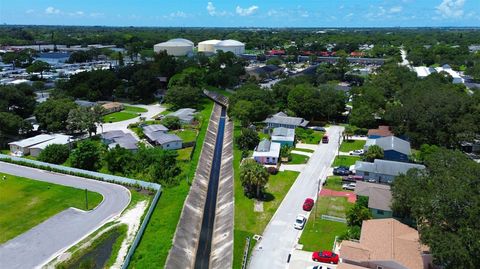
[9,134,56,155]
[355,182,392,219]
[365,136,411,162]
[101,131,138,151]
[152,133,182,150]
[253,139,281,165]
[271,127,295,147]
[354,159,425,184]
[264,112,309,129]
[142,124,169,143]
[167,108,197,124]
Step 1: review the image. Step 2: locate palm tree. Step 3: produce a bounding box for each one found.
[240,159,270,198]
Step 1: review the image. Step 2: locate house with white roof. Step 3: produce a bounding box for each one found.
[8,134,56,155]
[264,112,309,129]
[29,134,72,157]
[271,127,295,147]
[354,159,425,184]
[414,64,464,84]
[253,139,281,165]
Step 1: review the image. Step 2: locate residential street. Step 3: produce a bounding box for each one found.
[0,162,131,269]
[248,125,344,269]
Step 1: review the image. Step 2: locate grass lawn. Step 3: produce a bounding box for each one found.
[233,120,300,268]
[324,176,345,191]
[293,148,314,153]
[172,129,198,143]
[129,100,214,268]
[298,196,352,251]
[176,147,193,161]
[103,106,147,123]
[258,132,270,140]
[339,140,366,153]
[289,153,309,164]
[296,128,324,144]
[332,156,361,167]
[0,172,103,243]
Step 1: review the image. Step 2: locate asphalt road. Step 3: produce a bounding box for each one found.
[248,125,344,269]
[0,162,131,269]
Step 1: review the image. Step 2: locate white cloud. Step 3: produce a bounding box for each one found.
[207,2,216,15]
[26,9,35,14]
[436,0,465,18]
[45,6,60,14]
[389,6,403,14]
[164,11,188,19]
[236,5,259,16]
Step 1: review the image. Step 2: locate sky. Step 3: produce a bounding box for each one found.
[0,0,479,27]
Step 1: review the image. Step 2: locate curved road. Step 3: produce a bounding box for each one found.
[0,162,131,269]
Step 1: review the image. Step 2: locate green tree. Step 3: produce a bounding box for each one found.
[239,159,270,199]
[0,84,37,118]
[34,98,77,132]
[26,60,50,78]
[392,148,480,268]
[231,100,255,127]
[104,145,135,174]
[70,140,103,171]
[161,116,181,130]
[364,145,384,162]
[66,106,98,136]
[164,86,202,109]
[148,150,181,186]
[287,84,320,120]
[235,128,260,150]
[38,144,70,164]
[346,202,372,227]
[0,112,32,144]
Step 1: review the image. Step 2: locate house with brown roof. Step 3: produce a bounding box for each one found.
[339,219,433,269]
[355,182,392,219]
[367,126,393,139]
[101,102,124,114]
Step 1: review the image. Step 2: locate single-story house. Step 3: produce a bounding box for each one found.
[246,65,284,79]
[271,127,295,147]
[29,134,72,157]
[9,134,57,155]
[461,139,480,154]
[264,112,309,129]
[101,131,138,151]
[367,125,393,139]
[339,218,433,269]
[355,181,392,219]
[253,139,281,165]
[168,108,197,124]
[152,133,183,150]
[101,102,124,114]
[354,159,425,184]
[143,124,169,143]
[364,136,411,162]
[75,100,96,108]
[414,64,464,84]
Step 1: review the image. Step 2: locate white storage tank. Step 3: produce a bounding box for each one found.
[198,40,222,54]
[214,39,245,55]
[153,38,194,56]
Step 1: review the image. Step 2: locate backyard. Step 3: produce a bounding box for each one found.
[298,196,353,251]
[103,105,148,123]
[323,176,346,191]
[0,172,103,243]
[339,139,366,153]
[295,128,324,144]
[332,155,361,167]
[289,153,309,164]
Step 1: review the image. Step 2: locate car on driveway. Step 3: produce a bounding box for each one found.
[333,166,351,176]
[307,266,332,269]
[293,215,307,230]
[309,126,326,132]
[303,198,314,211]
[342,182,356,190]
[322,135,329,143]
[312,250,339,264]
[349,149,364,156]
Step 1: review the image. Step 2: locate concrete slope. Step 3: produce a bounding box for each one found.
[0,162,130,269]
[248,126,344,269]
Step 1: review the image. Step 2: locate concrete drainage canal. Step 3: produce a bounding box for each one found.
[166,96,234,269]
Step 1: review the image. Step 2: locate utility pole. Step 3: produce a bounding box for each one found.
[85,189,89,210]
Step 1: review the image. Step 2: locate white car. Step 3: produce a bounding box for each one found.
[293,214,307,230]
[342,182,356,191]
[349,149,364,156]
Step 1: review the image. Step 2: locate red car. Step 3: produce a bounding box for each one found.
[312,250,339,264]
[303,198,314,211]
[322,135,329,143]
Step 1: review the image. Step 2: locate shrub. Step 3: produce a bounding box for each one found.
[161,116,181,130]
[267,166,278,175]
[38,144,70,164]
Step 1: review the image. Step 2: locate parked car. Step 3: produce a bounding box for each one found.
[307,266,332,269]
[322,135,329,143]
[342,182,356,190]
[309,126,326,132]
[333,166,351,176]
[342,175,364,182]
[312,250,339,264]
[303,198,314,211]
[349,149,364,156]
[293,215,307,230]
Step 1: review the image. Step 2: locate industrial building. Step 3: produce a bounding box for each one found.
[153,38,194,56]
[213,40,245,55]
[198,40,222,54]
[414,64,464,84]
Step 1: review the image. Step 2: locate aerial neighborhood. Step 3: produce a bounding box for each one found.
[0,2,479,269]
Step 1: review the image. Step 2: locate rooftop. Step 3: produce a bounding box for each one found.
[367,125,393,137]
[264,112,309,128]
[355,181,392,211]
[340,218,430,269]
[168,108,197,122]
[9,134,55,148]
[29,134,72,150]
[154,133,182,145]
[355,159,425,177]
[143,124,168,134]
[253,139,281,158]
[365,136,411,156]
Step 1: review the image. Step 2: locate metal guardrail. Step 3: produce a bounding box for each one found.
[0,153,162,268]
[0,154,160,190]
[241,237,251,269]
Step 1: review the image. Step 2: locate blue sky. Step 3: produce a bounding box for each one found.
[0,0,479,27]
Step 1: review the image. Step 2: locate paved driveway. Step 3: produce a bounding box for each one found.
[0,162,131,269]
[248,126,344,269]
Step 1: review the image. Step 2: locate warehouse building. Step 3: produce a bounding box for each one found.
[214,40,245,55]
[154,38,194,57]
[198,40,222,54]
